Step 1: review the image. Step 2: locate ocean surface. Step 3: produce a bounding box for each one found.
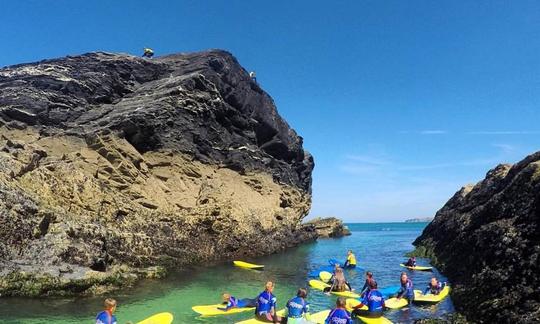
[0,222,454,323]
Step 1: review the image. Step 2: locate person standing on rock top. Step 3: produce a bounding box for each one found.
[142,47,154,58]
[249,71,257,82]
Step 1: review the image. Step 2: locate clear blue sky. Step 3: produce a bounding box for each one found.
[2,1,539,221]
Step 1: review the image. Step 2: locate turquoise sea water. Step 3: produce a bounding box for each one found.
[0,222,454,323]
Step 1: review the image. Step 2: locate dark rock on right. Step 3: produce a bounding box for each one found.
[413,152,540,323]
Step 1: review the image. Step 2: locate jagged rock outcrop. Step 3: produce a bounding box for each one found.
[413,153,540,323]
[305,217,351,238]
[0,50,315,296]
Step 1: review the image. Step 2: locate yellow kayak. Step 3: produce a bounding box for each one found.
[192,303,255,316]
[233,260,264,270]
[414,285,450,303]
[235,309,286,324]
[306,309,330,323]
[136,312,173,324]
[342,300,393,324]
[345,298,368,311]
[384,297,408,309]
[400,264,433,271]
[319,271,332,282]
[346,296,406,310]
[309,279,359,298]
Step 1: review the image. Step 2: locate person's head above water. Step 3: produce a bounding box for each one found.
[104,298,117,312]
[365,271,373,279]
[430,277,439,286]
[297,288,307,298]
[348,250,353,255]
[265,281,274,292]
[222,293,231,302]
[336,297,346,308]
[400,272,408,283]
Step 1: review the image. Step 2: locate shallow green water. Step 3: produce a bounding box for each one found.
[0,222,454,323]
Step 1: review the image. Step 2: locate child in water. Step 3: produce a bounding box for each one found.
[423,277,446,295]
[396,272,414,305]
[325,297,353,324]
[95,298,118,324]
[285,288,310,323]
[218,293,256,311]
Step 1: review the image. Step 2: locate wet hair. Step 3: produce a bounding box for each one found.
[104,298,117,310]
[336,297,346,307]
[297,288,308,298]
[369,280,378,289]
[400,272,408,282]
[366,271,373,278]
[222,293,231,301]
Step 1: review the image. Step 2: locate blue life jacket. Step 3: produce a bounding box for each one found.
[286,296,309,318]
[96,311,117,324]
[361,289,384,312]
[256,291,277,315]
[226,296,239,309]
[325,308,353,324]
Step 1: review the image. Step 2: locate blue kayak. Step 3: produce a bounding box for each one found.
[328,259,364,271]
[379,285,401,298]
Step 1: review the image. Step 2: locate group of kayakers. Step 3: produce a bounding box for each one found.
[216,251,446,323]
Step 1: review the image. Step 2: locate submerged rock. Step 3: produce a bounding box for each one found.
[306,217,351,238]
[0,50,315,296]
[413,153,540,323]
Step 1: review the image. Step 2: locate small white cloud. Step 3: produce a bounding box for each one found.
[420,130,447,135]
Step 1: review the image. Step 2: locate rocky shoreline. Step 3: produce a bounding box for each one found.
[0,50,318,297]
[412,153,540,323]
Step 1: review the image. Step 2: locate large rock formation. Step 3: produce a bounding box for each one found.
[413,153,540,323]
[0,50,315,296]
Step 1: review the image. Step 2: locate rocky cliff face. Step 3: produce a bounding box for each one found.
[305,217,351,238]
[0,50,315,296]
[413,153,540,323]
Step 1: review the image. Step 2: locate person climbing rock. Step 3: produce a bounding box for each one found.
[142,48,154,58]
[249,71,257,82]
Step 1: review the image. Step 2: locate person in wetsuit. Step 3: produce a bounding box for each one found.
[325,297,353,324]
[286,288,310,323]
[324,266,353,293]
[95,298,118,324]
[360,271,377,297]
[255,281,283,323]
[404,256,417,267]
[396,272,414,305]
[218,293,256,311]
[423,277,446,295]
[352,281,385,318]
